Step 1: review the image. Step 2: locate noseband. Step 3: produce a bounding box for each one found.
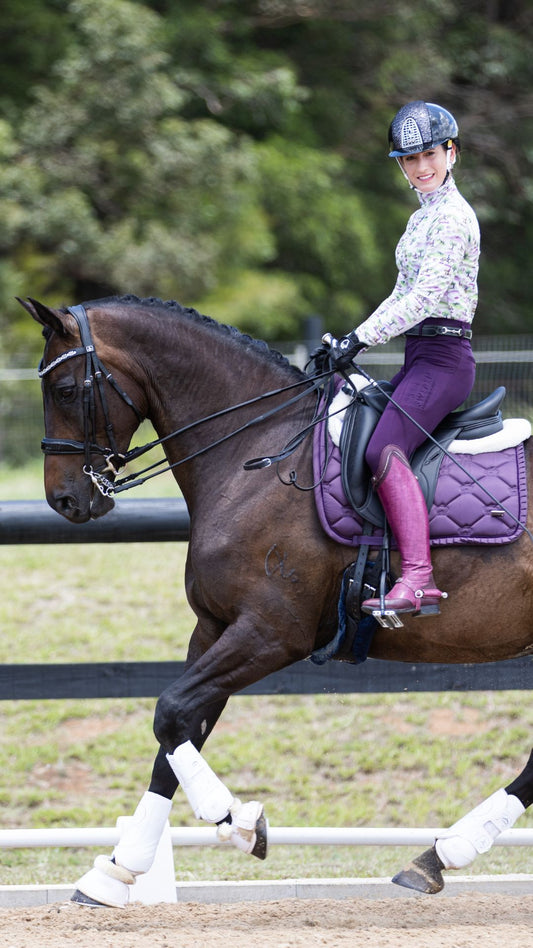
[39,304,144,495]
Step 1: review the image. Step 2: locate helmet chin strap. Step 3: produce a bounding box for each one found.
[395,156,411,186]
[445,139,456,172]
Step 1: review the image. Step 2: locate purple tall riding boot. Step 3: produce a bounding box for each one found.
[361,445,447,617]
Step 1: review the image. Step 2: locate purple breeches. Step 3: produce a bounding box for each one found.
[365,333,476,474]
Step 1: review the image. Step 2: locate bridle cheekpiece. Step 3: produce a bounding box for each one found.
[38,304,144,496]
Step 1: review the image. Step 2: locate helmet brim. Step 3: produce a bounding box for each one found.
[388,137,452,158]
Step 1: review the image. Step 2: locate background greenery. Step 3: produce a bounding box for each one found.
[1,0,532,370]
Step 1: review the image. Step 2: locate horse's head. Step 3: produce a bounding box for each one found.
[19,297,145,523]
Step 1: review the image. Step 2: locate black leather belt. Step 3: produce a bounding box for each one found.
[405,324,472,339]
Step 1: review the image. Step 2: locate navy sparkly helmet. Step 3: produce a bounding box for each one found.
[388,101,459,157]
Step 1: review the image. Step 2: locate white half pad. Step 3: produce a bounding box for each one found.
[448,417,531,454]
[328,377,531,455]
[328,374,370,447]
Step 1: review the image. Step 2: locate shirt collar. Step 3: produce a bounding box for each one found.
[417,173,456,206]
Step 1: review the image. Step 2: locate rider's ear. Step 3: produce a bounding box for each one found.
[16,297,71,337]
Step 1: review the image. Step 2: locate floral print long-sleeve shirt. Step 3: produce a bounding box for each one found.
[355,175,480,347]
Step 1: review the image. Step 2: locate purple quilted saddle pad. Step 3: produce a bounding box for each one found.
[313,421,528,548]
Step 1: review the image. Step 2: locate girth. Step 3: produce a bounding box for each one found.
[340,384,506,528]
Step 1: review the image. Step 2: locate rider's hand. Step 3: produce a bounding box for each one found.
[322,331,367,370]
[308,341,331,375]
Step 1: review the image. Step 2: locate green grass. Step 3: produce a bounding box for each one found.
[0,462,532,887]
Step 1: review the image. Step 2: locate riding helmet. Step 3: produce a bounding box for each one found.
[388,101,459,157]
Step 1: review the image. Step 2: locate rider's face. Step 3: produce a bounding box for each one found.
[399,144,454,192]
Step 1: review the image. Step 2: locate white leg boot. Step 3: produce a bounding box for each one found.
[166,741,234,823]
[72,791,173,908]
[167,741,267,859]
[217,798,267,857]
[113,791,172,873]
[436,788,525,869]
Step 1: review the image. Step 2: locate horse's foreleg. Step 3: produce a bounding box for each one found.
[148,621,306,864]
[165,739,267,858]
[149,689,267,858]
[393,748,533,894]
[72,697,229,907]
[72,788,174,908]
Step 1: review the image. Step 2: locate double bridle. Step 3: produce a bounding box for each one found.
[39,304,146,496]
[38,304,330,497]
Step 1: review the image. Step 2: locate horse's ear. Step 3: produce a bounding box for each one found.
[16,297,70,337]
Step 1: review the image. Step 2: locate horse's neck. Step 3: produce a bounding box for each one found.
[130,315,307,501]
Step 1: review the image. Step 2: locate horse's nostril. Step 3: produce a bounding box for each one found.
[57,494,74,511]
[50,492,80,520]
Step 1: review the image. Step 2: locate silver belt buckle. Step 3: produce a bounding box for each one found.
[438,326,463,337]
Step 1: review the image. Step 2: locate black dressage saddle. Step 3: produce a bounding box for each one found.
[340,383,506,528]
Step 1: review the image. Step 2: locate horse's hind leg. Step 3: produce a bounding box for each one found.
[392,747,533,894]
[505,746,533,807]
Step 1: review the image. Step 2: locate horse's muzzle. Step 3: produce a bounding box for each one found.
[47,483,115,523]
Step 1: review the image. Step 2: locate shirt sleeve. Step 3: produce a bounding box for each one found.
[354,207,474,346]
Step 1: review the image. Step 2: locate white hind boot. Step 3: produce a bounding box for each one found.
[436,788,525,869]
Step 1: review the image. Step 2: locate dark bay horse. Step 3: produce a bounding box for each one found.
[20,295,533,901]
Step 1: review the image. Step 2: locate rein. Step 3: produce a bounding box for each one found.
[39,304,327,497]
[112,373,326,495]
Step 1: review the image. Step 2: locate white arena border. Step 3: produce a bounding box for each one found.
[1,826,532,906]
[1,876,533,907]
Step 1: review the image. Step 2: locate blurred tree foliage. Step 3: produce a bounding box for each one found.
[0,0,532,363]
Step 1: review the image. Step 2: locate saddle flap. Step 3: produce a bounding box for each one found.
[339,382,393,528]
[412,387,506,507]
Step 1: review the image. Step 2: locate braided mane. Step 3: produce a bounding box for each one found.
[81,294,303,378]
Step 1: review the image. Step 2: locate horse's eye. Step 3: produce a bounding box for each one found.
[53,383,77,406]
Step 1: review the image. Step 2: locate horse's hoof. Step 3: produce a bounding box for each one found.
[70,889,107,907]
[71,866,129,908]
[251,811,268,860]
[391,846,445,894]
[219,800,269,859]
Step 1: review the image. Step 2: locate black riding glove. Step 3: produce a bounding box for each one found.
[307,342,331,375]
[322,331,367,370]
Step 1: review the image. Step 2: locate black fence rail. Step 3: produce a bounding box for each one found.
[1,498,531,700]
[0,498,190,544]
[0,656,531,701]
